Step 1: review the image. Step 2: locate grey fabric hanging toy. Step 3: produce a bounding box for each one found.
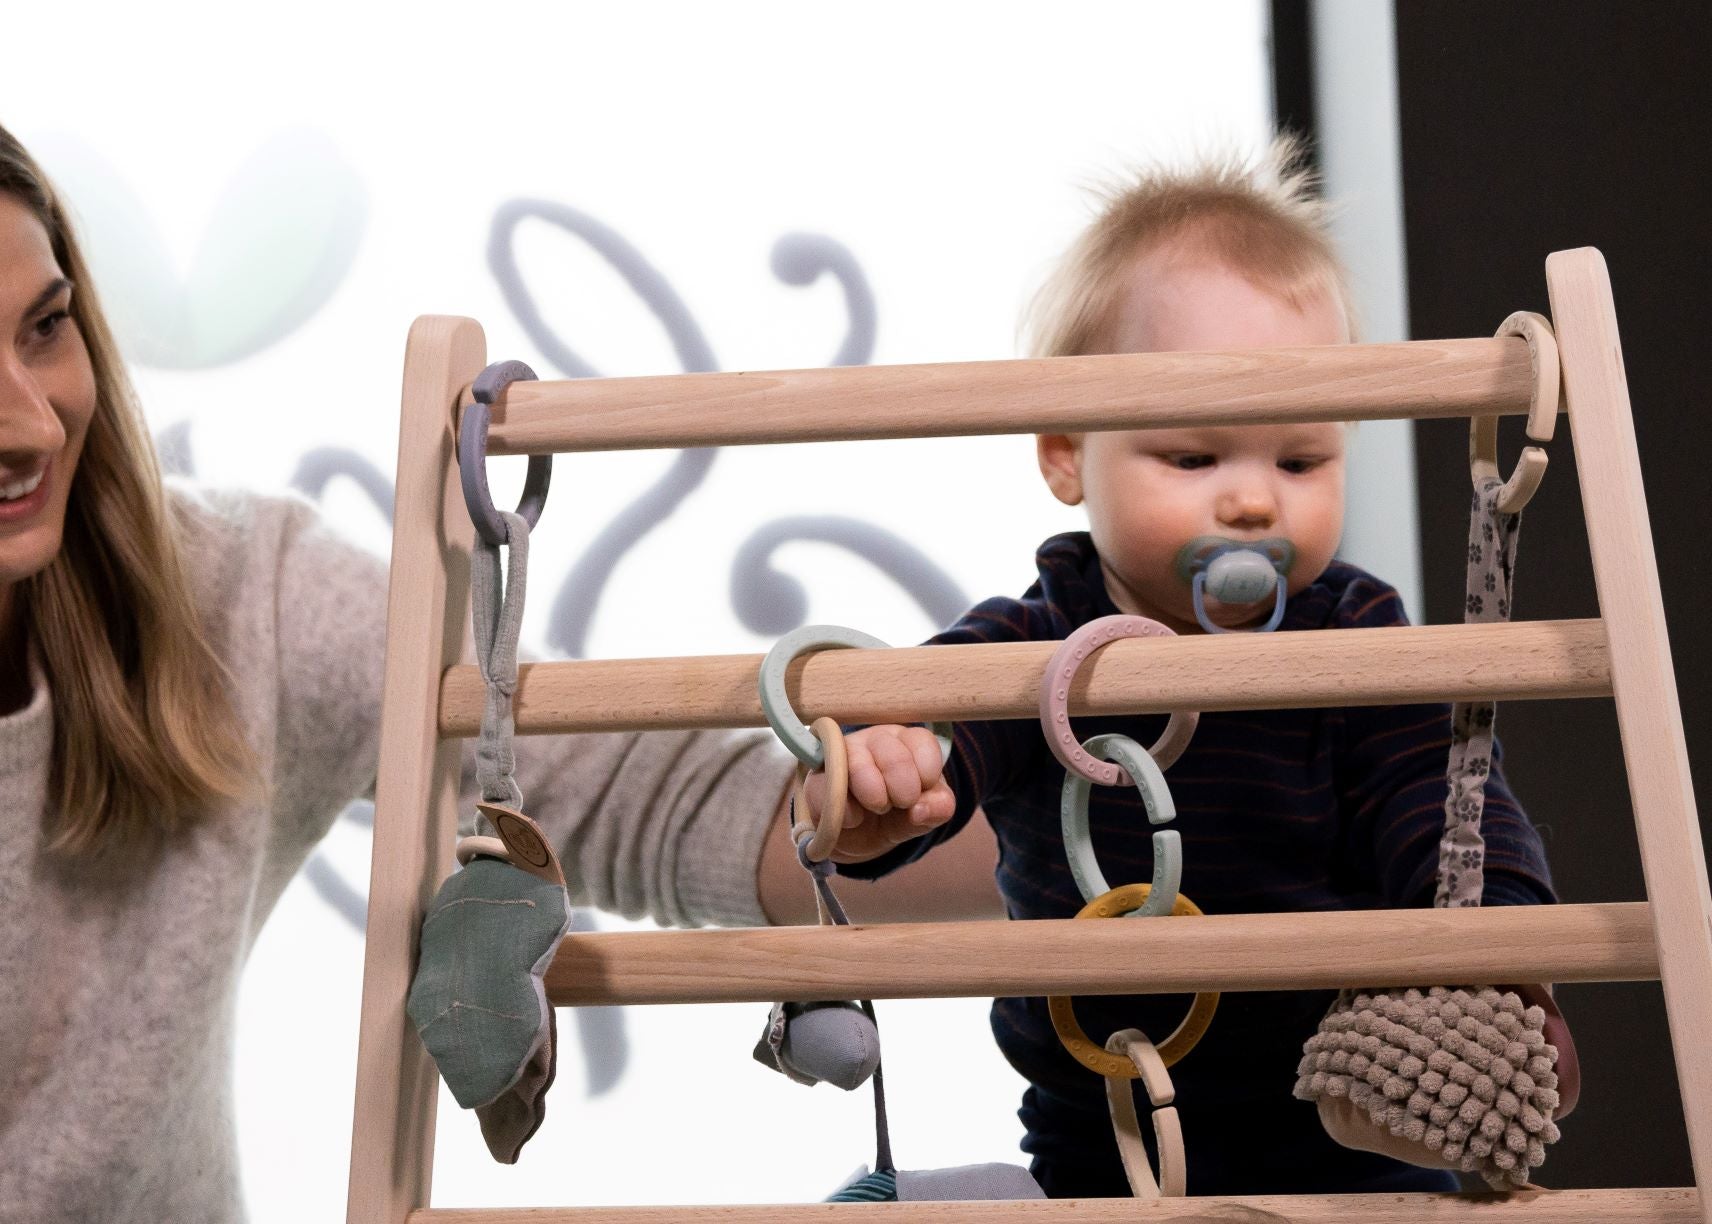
[751,628,1046,1203]
[761,813,1046,1205]
[1293,478,1580,1187]
[407,510,573,1163]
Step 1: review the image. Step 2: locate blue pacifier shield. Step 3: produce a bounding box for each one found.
[1205,549,1279,604]
[1174,536,1295,634]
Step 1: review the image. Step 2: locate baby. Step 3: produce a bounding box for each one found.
[807,140,1555,1197]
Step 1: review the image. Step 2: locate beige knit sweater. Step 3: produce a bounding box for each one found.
[0,483,792,1222]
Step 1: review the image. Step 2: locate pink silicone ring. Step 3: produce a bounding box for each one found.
[1040,615,1200,785]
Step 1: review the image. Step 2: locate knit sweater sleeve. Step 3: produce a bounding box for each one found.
[1332,573,1555,909]
[186,484,789,929]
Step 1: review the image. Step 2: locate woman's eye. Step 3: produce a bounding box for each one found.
[1165,454,1215,470]
[30,309,70,342]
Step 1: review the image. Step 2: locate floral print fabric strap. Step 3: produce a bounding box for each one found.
[1436,476,1522,908]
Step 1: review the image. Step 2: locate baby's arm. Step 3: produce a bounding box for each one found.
[800,724,957,863]
[1331,573,1555,906]
[1343,705,1554,907]
[821,591,1058,880]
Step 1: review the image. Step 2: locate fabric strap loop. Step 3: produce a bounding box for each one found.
[1436,476,1520,907]
[472,509,530,815]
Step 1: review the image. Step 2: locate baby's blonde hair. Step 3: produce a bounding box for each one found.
[1027,134,1358,358]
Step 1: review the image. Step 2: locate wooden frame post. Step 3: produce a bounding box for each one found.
[347,316,487,1223]
[1549,248,1712,1216]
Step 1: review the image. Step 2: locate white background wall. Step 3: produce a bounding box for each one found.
[4,2,1286,1215]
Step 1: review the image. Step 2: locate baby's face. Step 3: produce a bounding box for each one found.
[1039,251,1350,633]
[1072,420,1346,632]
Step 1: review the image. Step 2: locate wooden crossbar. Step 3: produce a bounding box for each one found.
[411,1188,1700,1222]
[470,337,1539,454]
[543,902,1655,1007]
[439,619,1611,736]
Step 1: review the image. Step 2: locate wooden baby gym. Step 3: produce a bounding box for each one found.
[345,248,1712,1221]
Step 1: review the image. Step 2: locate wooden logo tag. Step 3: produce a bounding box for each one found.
[476,802,567,887]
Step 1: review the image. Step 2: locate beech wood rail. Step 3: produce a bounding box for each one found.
[439,618,1611,736]
[408,1187,1701,1223]
[461,337,1542,453]
[543,902,1656,1007]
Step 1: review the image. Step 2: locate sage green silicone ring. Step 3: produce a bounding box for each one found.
[1061,732,1182,917]
[758,624,953,768]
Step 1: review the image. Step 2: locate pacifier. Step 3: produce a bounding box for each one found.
[1173,536,1295,634]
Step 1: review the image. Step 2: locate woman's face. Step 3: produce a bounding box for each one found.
[0,192,96,593]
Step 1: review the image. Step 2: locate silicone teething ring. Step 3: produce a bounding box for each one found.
[1041,616,1199,785]
[1047,883,1220,1075]
[1061,733,1182,915]
[459,360,552,547]
[792,717,850,863]
[759,624,952,769]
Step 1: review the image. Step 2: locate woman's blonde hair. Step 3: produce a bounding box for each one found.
[1026,134,1358,359]
[1,124,254,856]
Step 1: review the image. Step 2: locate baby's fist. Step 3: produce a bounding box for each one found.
[801,724,955,863]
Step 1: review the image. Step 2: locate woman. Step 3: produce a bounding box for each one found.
[0,125,1001,1221]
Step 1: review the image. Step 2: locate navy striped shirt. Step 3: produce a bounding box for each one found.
[841,531,1555,1193]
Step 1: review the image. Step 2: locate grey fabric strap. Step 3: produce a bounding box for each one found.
[791,794,895,1174]
[795,824,853,927]
[472,509,530,812]
[1436,477,1521,908]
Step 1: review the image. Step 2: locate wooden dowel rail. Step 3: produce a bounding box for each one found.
[543,902,1655,1007]
[411,1187,1701,1222]
[439,619,1611,736]
[467,337,1542,454]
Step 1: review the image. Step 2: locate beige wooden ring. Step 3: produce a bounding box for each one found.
[1102,1033,1184,1198]
[1104,1028,1186,1199]
[1106,1059,1160,1198]
[1047,883,1220,1075]
[1150,1104,1186,1197]
[454,835,509,866]
[792,716,850,863]
[1472,311,1560,514]
[1112,1026,1176,1107]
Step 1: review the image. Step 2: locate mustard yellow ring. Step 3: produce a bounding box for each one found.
[1047,883,1220,1075]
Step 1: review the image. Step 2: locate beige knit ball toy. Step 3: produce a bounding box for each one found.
[1296,469,1581,1189]
[1294,984,1566,1188]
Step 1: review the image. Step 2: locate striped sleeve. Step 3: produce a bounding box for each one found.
[1334,576,1555,908]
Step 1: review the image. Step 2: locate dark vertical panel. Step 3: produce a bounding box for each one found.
[1398,0,1712,1189]
[1269,0,1319,164]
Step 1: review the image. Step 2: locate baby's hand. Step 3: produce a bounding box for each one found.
[800,725,956,863]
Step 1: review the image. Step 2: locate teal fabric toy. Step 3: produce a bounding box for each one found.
[407,811,572,1162]
[407,506,572,1162]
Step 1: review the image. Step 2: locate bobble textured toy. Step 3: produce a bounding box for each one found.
[1295,985,1568,1188]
